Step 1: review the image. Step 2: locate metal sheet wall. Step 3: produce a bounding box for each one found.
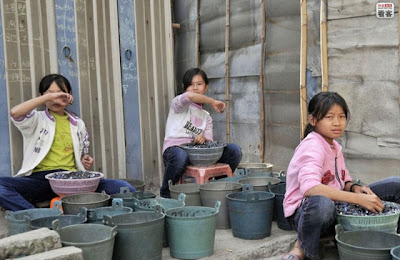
[0,0,175,189]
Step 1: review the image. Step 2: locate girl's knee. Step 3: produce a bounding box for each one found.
[308,196,336,224]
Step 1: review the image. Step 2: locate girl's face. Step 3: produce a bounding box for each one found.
[185,74,208,95]
[309,104,347,145]
[43,82,70,115]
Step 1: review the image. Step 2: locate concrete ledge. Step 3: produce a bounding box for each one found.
[16,246,83,260]
[0,228,62,259]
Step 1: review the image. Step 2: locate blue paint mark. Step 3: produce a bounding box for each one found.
[118,0,143,179]
[55,0,80,116]
[0,3,12,176]
[306,68,318,104]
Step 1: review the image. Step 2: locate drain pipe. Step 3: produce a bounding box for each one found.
[320,0,328,92]
[299,0,308,139]
[225,0,231,143]
[259,0,266,163]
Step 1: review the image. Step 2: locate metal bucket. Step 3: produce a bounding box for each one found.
[226,186,275,239]
[5,201,63,235]
[55,222,117,260]
[199,182,242,229]
[119,178,145,191]
[104,206,165,260]
[269,182,293,230]
[165,201,221,259]
[87,198,132,224]
[391,245,400,260]
[61,192,110,215]
[238,177,281,191]
[109,187,155,210]
[236,163,273,175]
[134,193,186,247]
[169,180,201,206]
[336,201,400,233]
[244,170,286,183]
[335,224,400,260]
[26,207,87,230]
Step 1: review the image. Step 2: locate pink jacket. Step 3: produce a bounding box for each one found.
[283,131,352,217]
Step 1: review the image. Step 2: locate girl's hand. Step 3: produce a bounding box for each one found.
[353,185,375,195]
[211,100,225,113]
[355,193,384,213]
[81,154,94,170]
[193,135,207,144]
[48,92,73,106]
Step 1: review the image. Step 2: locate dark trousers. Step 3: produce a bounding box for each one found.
[160,143,242,198]
[0,169,135,211]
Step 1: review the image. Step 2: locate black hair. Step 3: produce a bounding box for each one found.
[39,74,72,95]
[182,68,209,91]
[304,91,350,138]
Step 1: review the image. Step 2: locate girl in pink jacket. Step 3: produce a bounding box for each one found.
[282,92,400,260]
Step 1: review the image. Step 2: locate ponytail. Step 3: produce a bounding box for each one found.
[303,123,314,138]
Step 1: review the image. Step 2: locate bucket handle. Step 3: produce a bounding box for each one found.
[103,215,115,226]
[120,186,131,194]
[153,204,165,215]
[5,210,15,221]
[78,207,88,219]
[168,180,173,188]
[214,201,221,214]
[87,209,97,221]
[247,192,259,201]
[242,184,253,193]
[335,224,344,235]
[24,215,32,229]
[132,197,141,207]
[52,219,61,231]
[53,200,62,210]
[112,198,124,209]
[177,193,186,203]
[236,168,248,177]
[110,225,118,238]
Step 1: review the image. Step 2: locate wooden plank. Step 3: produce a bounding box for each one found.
[225,0,230,142]
[103,0,119,178]
[109,0,126,178]
[3,0,23,175]
[150,0,164,184]
[320,0,328,92]
[259,0,265,162]
[85,0,102,173]
[136,0,159,186]
[0,1,12,176]
[93,0,109,175]
[299,0,307,139]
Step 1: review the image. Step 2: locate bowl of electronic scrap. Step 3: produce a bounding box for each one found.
[180,141,226,166]
[45,171,104,197]
[335,201,400,233]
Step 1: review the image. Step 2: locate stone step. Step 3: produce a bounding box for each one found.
[0,228,61,259]
[16,246,83,260]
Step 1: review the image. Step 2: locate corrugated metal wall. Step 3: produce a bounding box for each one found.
[0,0,175,189]
[173,0,301,171]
